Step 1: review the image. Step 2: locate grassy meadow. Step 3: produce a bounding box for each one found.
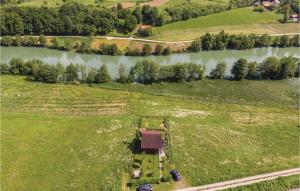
[1,75,299,190]
[225,175,300,191]
[152,7,299,40]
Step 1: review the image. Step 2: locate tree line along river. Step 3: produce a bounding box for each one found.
[1,47,299,79]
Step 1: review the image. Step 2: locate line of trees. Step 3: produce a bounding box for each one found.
[0,59,204,84]
[0,35,171,56]
[209,56,300,80]
[188,31,300,52]
[1,33,299,56]
[1,56,299,85]
[0,2,164,36]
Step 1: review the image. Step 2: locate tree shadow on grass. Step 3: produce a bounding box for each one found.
[123,135,142,154]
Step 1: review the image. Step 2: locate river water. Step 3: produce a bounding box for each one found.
[1,47,299,78]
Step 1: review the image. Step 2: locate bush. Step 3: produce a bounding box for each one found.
[161,171,172,182]
[138,28,153,37]
[254,5,265,12]
[129,177,160,187]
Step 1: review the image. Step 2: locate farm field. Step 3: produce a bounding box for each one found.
[1,75,299,190]
[152,7,299,40]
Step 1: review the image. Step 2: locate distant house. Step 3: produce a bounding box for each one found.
[262,0,280,9]
[140,129,163,154]
[290,13,299,22]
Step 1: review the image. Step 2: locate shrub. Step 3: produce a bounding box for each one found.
[254,5,265,12]
[161,171,172,182]
[129,177,160,187]
[138,28,153,37]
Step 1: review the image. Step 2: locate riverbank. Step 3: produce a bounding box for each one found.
[1,47,299,78]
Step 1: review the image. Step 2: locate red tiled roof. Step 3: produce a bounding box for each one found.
[141,130,162,150]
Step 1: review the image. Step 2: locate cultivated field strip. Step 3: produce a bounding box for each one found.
[1,77,128,115]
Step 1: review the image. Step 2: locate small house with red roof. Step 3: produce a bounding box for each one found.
[140,129,163,154]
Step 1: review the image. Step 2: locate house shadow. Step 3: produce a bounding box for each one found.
[123,135,142,154]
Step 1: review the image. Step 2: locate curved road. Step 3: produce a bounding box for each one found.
[174,168,300,191]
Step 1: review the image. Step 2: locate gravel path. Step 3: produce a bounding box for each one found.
[174,168,300,191]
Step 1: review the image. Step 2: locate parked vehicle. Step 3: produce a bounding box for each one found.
[138,184,153,191]
[170,170,181,181]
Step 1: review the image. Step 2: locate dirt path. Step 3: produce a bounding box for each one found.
[14,32,299,45]
[174,168,300,191]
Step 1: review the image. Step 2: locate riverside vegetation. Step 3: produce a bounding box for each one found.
[1,56,299,84]
[1,32,299,56]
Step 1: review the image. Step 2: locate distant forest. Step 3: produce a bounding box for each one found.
[0,0,257,36]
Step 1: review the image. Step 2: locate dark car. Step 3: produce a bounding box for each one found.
[170,170,181,181]
[138,184,152,191]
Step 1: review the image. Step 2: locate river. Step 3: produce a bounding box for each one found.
[1,47,299,78]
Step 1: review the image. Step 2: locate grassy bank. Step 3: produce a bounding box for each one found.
[1,75,299,190]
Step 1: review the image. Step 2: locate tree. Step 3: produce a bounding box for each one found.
[231,58,248,80]
[133,7,143,23]
[117,64,128,84]
[210,62,226,79]
[1,36,13,46]
[133,60,159,84]
[123,15,138,33]
[279,35,290,47]
[186,63,204,81]
[201,33,214,50]
[138,28,153,37]
[259,57,280,80]
[246,61,258,79]
[291,35,300,47]
[39,35,47,47]
[86,68,97,83]
[279,56,297,79]
[154,44,164,55]
[65,63,79,82]
[95,65,111,83]
[12,35,22,46]
[188,39,201,52]
[1,13,24,35]
[0,63,10,74]
[173,64,188,82]
[9,58,26,75]
[162,47,171,55]
[142,43,152,56]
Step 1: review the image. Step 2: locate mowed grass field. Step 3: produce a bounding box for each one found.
[152,7,299,40]
[1,75,299,190]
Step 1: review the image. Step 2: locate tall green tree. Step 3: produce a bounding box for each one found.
[231,58,248,80]
[95,65,112,83]
[246,61,258,79]
[210,62,226,79]
[259,57,280,80]
[279,56,297,79]
[65,63,79,82]
[142,43,152,56]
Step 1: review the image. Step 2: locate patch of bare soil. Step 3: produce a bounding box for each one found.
[173,109,211,118]
[230,112,298,126]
